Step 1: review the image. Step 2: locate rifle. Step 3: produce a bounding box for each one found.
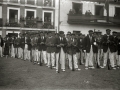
[71,45,74,71]
[40,50,42,66]
[50,51,52,69]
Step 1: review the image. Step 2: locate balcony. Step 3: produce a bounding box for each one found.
[67,14,120,26]
[3,17,54,29]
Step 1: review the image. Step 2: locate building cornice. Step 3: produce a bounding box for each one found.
[0,2,55,9]
[0,27,55,31]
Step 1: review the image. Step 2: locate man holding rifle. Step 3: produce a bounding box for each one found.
[46,31,56,68]
[67,33,81,71]
[83,30,95,70]
[101,29,116,70]
[55,31,67,73]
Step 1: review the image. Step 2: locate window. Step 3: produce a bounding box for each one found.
[43,11,53,23]
[72,2,83,14]
[9,9,18,23]
[115,7,120,18]
[7,7,20,23]
[43,0,53,7]
[25,9,36,19]
[42,10,54,29]
[95,5,104,16]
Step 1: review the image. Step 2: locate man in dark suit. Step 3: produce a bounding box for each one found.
[0,35,4,57]
[26,34,31,61]
[55,31,67,72]
[46,31,56,68]
[112,31,118,67]
[83,30,95,70]
[39,32,47,65]
[101,29,116,69]
[67,33,81,71]
[20,34,25,60]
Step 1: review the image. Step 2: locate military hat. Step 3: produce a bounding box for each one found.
[71,33,75,35]
[73,31,80,34]
[59,31,64,34]
[106,29,111,32]
[88,30,93,32]
[67,31,71,35]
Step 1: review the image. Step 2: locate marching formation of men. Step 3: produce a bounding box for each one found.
[0,29,120,73]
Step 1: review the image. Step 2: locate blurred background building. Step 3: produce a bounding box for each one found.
[59,0,120,35]
[0,0,59,37]
[0,0,120,37]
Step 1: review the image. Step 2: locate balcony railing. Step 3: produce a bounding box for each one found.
[3,18,54,29]
[67,14,120,25]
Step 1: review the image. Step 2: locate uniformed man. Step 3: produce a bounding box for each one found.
[26,33,32,61]
[14,36,19,58]
[0,35,4,57]
[20,33,25,60]
[101,29,116,70]
[67,33,81,71]
[112,31,118,67]
[40,32,47,65]
[46,31,56,68]
[11,35,15,58]
[83,30,95,70]
[55,31,67,72]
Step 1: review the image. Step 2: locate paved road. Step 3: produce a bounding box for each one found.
[0,57,120,90]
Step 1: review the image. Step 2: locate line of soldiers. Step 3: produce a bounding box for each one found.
[1,29,120,73]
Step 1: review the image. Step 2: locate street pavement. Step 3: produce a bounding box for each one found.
[0,57,120,90]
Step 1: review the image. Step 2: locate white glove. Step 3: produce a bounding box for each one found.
[94,42,97,45]
[84,50,86,53]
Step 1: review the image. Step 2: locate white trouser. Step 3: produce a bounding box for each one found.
[47,52,55,67]
[114,51,118,66]
[34,49,38,62]
[0,46,2,57]
[11,44,15,58]
[85,45,94,67]
[24,44,28,60]
[42,51,47,64]
[27,50,31,60]
[56,48,65,70]
[68,54,78,70]
[93,53,100,66]
[38,51,41,62]
[76,52,80,60]
[117,55,120,66]
[103,48,114,67]
[80,49,84,64]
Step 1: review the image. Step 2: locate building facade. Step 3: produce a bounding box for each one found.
[59,0,120,35]
[0,0,59,37]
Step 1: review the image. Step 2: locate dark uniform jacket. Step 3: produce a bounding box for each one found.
[113,36,118,52]
[67,38,77,55]
[117,39,120,55]
[46,36,56,53]
[77,37,83,51]
[83,35,96,53]
[26,37,32,50]
[55,37,67,53]
[38,36,47,51]
[14,38,19,48]
[101,34,115,53]
[20,37,25,49]
[0,38,4,47]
